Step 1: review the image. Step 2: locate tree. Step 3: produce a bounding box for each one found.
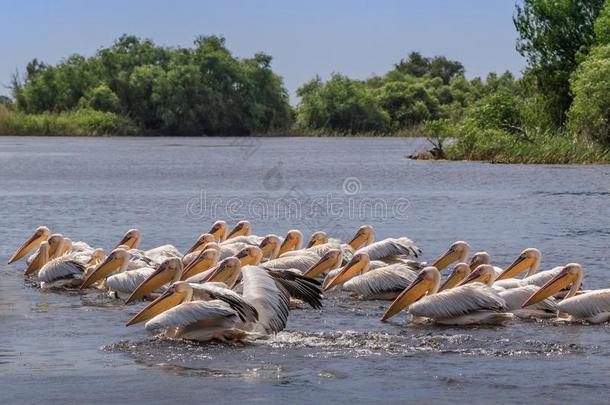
[568,44,610,145]
[514,0,606,126]
[394,52,464,84]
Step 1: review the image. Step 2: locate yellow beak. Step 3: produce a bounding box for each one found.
[431,249,460,271]
[522,272,574,307]
[180,255,216,281]
[226,224,246,240]
[303,255,334,278]
[80,256,120,289]
[496,255,531,280]
[347,233,366,249]
[24,251,46,275]
[8,232,47,264]
[438,270,465,292]
[184,239,208,255]
[126,290,184,326]
[114,235,136,249]
[381,274,431,321]
[324,257,365,291]
[126,266,177,304]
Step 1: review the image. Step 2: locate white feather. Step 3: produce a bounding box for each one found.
[356,237,421,261]
[558,289,610,319]
[241,265,290,334]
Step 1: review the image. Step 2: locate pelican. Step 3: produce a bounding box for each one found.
[277,230,303,256]
[323,252,420,299]
[226,220,252,240]
[437,263,471,292]
[208,220,229,242]
[523,263,610,323]
[126,265,321,342]
[430,241,470,271]
[183,233,217,256]
[259,235,283,260]
[126,249,221,303]
[468,252,503,278]
[306,231,328,248]
[8,226,51,264]
[114,229,182,263]
[262,251,322,274]
[380,266,510,325]
[347,225,375,250]
[494,248,564,289]
[302,249,343,279]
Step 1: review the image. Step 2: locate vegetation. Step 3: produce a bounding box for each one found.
[2,0,610,164]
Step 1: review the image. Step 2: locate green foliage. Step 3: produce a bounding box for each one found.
[11,34,292,135]
[394,52,465,84]
[568,44,610,145]
[594,0,610,43]
[0,105,138,136]
[514,0,606,126]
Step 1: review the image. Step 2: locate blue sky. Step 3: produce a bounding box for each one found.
[0,0,525,102]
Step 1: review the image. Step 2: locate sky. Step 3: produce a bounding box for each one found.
[0,0,526,103]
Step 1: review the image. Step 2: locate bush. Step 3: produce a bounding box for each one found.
[567,44,610,145]
[0,105,138,136]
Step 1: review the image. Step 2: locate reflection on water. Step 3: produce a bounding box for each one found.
[1,136,610,403]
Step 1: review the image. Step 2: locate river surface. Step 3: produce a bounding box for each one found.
[1,136,610,404]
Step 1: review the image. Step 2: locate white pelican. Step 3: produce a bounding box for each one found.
[8,226,51,264]
[302,249,343,279]
[323,252,420,299]
[523,263,610,323]
[277,229,303,256]
[437,263,471,292]
[225,220,252,240]
[114,229,182,262]
[208,220,229,242]
[183,233,217,256]
[494,248,565,289]
[126,249,220,303]
[468,252,502,278]
[79,247,156,291]
[259,235,283,260]
[262,251,321,274]
[430,241,470,271]
[380,266,510,325]
[347,225,375,250]
[126,265,321,342]
[306,231,328,248]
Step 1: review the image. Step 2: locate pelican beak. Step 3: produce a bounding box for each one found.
[259,239,273,257]
[496,255,531,280]
[8,231,47,264]
[202,260,234,284]
[184,239,208,255]
[324,256,365,291]
[226,223,245,239]
[457,268,491,286]
[234,250,250,265]
[303,254,334,278]
[522,270,575,307]
[438,270,464,292]
[126,290,183,326]
[114,235,135,249]
[24,253,45,275]
[278,238,293,256]
[80,255,120,289]
[180,254,215,281]
[209,223,224,241]
[306,239,317,249]
[431,248,459,271]
[347,232,366,249]
[126,265,177,304]
[381,272,430,321]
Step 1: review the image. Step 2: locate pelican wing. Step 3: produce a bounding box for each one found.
[70,241,93,253]
[343,265,418,297]
[222,235,264,246]
[189,283,259,322]
[106,267,156,293]
[267,269,323,309]
[241,266,290,334]
[498,285,558,312]
[558,289,610,319]
[521,266,563,287]
[38,259,85,283]
[219,243,248,259]
[356,237,421,261]
[264,253,320,273]
[145,245,182,261]
[145,300,239,331]
[410,284,507,319]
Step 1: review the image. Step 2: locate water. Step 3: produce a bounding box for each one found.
[1,136,610,403]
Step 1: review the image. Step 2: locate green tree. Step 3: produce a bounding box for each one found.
[514,0,606,126]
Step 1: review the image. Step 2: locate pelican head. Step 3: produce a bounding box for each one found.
[61,237,73,256]
[431,241,470,271]
[458,264,497,287]
[307,231,328,248]
[8,226,50,264]
[347,225,375,249]
[522,263,583,307]
[87,248,106,267]
[304,249,342,278]
[184,233,215,255]
[381,266,440,321]
[469,251,491,271]
[208,220,228,242]
[115,229,141,249]
[180,249,220,280]
[259,234,282,259]
[324,252,370,291]
[438,263,470,292]
[235,246,263,266]
[80,248,130,289]
[200,257,242,287]
[278,229,304,256]
[47,234,65,259]
[126,257,184,304]
[226,220,251,240]
[126,281,193,326]
[25,241,50,275]
[496,248,541,280]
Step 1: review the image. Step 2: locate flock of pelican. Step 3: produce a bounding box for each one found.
[7,221,610,343]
